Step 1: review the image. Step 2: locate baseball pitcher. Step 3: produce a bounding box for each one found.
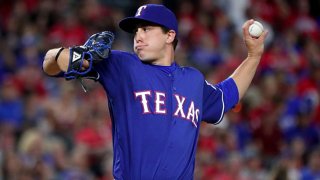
[42,4,268,180]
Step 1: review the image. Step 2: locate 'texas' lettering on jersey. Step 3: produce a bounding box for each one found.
[134,90,200,127]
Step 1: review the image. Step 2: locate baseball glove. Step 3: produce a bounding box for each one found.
[64,31,115,81]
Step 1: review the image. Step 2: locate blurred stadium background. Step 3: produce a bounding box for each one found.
[0,0,319,179]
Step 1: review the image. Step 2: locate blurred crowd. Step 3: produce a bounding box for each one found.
[0,0,319,179]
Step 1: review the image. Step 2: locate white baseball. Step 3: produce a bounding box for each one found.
[248,21,264,38]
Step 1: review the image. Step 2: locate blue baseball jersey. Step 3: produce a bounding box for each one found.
[92,50,239,179]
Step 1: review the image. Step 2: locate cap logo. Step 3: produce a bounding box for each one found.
[135,5,147,17]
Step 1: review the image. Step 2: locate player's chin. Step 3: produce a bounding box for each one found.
[138,56,155,64]
[135,51,156,63]
[135,50,142,58]
[136,52,144,60]
[136,51,148,60]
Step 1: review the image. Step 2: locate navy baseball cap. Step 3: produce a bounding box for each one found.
[119,4,178,36]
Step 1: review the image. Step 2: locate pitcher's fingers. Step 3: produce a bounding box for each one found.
[83,60,90,68]
[259,30,269,42]
[242,19,254,37]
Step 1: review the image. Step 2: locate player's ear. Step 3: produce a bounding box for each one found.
[166,30,176,44]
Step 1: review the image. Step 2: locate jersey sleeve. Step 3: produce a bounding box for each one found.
[202,77,239,124]
[92,50,138,96]
[92,50,121,90]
